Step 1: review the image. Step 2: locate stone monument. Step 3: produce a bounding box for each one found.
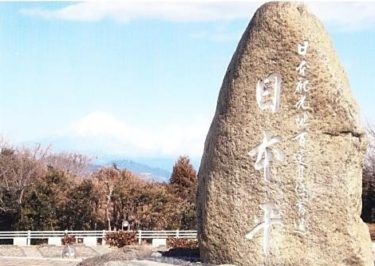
[197,2,373,265]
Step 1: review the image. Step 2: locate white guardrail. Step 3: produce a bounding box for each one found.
[0,230,197,246]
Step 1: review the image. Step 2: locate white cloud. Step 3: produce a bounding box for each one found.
[20,1,259,23]
[307,2,375,31]
[61,111,210,158]
[20,1,375,31]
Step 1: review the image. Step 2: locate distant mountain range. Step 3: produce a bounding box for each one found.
[24,135,201,182]
[90,158,171,182]
[90,156,201,182]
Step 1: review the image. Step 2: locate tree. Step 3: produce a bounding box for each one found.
[17,167,71,230]
[127,182,182,230]
[168,156,198,229]
[108,168,144,230]
[0,144,47,208]
[0,144,49,230]
[59,179,100,230]
[43,152,91,178]
[362,125,375,223]
[169,156,197,203]
[93,166,119,230]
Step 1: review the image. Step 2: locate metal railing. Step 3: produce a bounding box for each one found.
[0,230,105,239]
[0,230,198,246]
[137,230,197,244]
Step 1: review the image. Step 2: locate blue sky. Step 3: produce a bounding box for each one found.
[0,1,375,160]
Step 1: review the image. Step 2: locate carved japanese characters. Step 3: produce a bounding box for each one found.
[245,202,282,255]
[248,131,284,182]
[256,73,282,113]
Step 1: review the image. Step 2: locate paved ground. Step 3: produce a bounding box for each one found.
[0,245,110,266]
[0,256,81,266]
[104,261,186,266]
[0,244,373,266]
[0,257,179,266]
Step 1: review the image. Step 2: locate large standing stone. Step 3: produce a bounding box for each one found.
[197,2,373,266]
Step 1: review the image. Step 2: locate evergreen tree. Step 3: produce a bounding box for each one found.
[169,156,198,229]
[169,156,197,201]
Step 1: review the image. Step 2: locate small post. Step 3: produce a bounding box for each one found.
[102,230,106,245]
[27,230,31,246]
[138,230,142,245]
[64,229,68,245]
[176,229,179,239]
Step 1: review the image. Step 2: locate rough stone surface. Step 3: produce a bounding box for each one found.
[197,2,373,266]
[103,260,173,266]
[78,245,153,266]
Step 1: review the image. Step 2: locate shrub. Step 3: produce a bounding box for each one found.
[105,231,137,247]
[166,238,198,249]
[62,234,76,245]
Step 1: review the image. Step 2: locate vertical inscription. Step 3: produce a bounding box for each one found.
[294,40,311,233]
[246,74,283,255]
